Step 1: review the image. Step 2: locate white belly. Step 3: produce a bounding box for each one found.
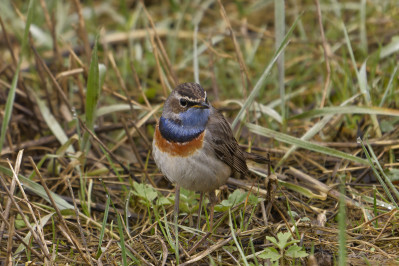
[152,140,231,192]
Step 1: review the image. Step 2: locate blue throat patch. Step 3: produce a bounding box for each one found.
[159,108,210,143]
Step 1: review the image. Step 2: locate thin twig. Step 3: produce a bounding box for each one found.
[315,0,331,108]
[121,118,157,187]
[156,235,168,266]
[6,215,14,266]
[180,236,233,265]
[30,44,72,111]
[140,0,178,87]
[148,30,169,97]
[0,162,17,244]
[125,244,155,266]
[187,232,211,256]
[72,0,91,60]
[129,60,153,110]
[217,0,251,97]
[0,16,17,66]
[108,52,136,118]
[374,209,397,241]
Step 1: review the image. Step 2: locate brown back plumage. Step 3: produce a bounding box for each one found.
[206,107,249,175]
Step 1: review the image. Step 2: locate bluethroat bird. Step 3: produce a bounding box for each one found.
[153,82,266,231]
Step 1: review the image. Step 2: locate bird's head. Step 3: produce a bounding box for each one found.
[162,82,210,128]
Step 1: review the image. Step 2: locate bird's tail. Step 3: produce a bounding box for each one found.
[243,151,269,164]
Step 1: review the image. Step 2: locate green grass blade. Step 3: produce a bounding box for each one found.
[0,62,21,152]
[246,25,267,64]
[30,88,74,153]
[158,206,176,252]
[193,24,199,84]
[96,195,111,258]
[116,212,127,265]
[96,104,143,117]
[359,0,367,53]
[256,103,282,124]
[275,0,286,128]
[232,15,301,129]
[251,169,327,200]
[0,0,35,152]
[83,36,101,153]
[352,190,396,211]
[342,22,381,136]
[21,0,36,51]
[249,236,259,266]
[358,139,399,209]
[247,123,368,165]
[229,209,249,266]
[379,65,398,107]
[380,36,399,59]
[289,106,399,120]
[366,142,399,203]
[266,86,307,109]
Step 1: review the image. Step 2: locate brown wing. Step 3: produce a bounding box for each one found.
[206,107,248,175]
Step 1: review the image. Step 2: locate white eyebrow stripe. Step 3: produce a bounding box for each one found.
[178,95,202,103]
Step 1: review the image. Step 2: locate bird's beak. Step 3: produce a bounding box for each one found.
[192,101,209,109]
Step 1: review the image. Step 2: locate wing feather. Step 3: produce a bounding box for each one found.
[206,107,248,175]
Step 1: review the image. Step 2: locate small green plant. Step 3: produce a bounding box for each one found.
[215,189,263,212]
[132,181,171,206]
[259,232,308,265]
[178,187,201,214]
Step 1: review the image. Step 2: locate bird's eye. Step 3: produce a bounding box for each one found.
[179,98,188,107]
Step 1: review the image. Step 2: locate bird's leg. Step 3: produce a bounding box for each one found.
[174,184,180,256]
[208,190,217,231]
[196,192,204,230]
[174,184,180,228]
